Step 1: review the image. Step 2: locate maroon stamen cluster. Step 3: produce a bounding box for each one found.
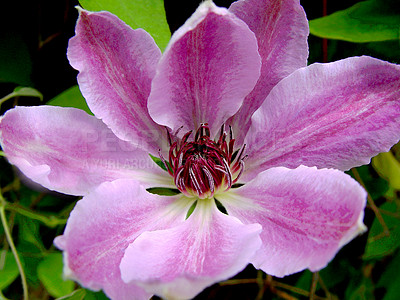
[163,123,246,199]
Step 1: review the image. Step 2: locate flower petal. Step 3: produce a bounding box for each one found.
[0,106,173,195]
[217,166,367,277]
[244,56,400,180]
[228,0,309,144]
[120,198,262,299]
[68,9,165,154]
[55,179,192,300]
[147,1,261,137]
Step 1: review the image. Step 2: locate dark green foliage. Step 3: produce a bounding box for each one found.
[1,0,400,299]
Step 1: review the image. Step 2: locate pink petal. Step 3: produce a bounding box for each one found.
[0,106,173,195]
[218,166,367,277]
[120,199,262,299]
[68,9,165,154]
[228,0,309,144]
[244,56,400,180]
[147,1,261,137]
[55,179,192,300]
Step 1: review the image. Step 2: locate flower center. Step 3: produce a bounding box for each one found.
[164,124,245,199]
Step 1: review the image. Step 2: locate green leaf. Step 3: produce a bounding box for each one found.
[78,0,171,51]
[18,216,45,253]
[377,251,400,300]
[55,289,86,300]
[319,258,354,289]
[215,198,227,215]
[0,87,43,107]
[5,185,67,227]
[83,289,109,300]
[392,142,400,160]
[364,201,400,259]
[149,154,170,172]
[185,201,197,219]
[13,87,43,100]
[16,216,44,286]
[372,151,400,190]
[349,165,389,200]
[47,85,92,115]
[345,274,374,300]
[146,187,180,196]
[309,0,400,42]
[37,253,74,298]
[0,251,19,290]
[295,269,313,291]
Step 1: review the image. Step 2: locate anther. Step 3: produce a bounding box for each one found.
[166,123,245,199]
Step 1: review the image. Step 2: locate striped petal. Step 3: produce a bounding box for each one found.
[147,1,261,137]
[244,56,400,180]
[218,166,367,277]
[68,9,165,154]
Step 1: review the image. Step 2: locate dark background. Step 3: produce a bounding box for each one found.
[1,0,399,299]
[1,0,385,106]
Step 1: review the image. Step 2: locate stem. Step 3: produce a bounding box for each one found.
[0,151,5,157]
[0,192,29,300]
[309,272,319,300]
[273,281,311,298]
[272,280,327,300]
[219,278,258,286]
[351,168,390,236]
[0,93,17,107]
[1,179,20,194]
[318,275,333,299]
[266,276,298,300]
[255,270,266,300]
[379,208,400,218]
[221,276,327,299]
[4,203,67,228]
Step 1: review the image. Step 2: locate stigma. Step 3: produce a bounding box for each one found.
[163,124,246,199]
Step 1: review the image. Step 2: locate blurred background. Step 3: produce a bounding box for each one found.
[0,0,399,299]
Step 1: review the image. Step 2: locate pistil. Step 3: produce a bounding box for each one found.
[165,124,246,199]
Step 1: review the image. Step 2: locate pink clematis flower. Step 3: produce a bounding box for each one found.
[1,0,400,299]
